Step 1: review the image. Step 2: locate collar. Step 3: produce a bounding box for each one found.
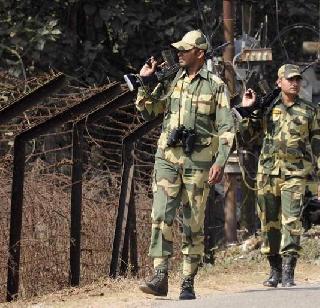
[179,64,208,80]
[279,93,300,108]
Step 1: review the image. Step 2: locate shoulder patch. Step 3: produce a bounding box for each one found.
[272,108,282,115]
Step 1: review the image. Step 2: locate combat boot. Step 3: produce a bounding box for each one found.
[139,269,168,296]
[179,276,196,300]
[263,254,282,287]
[282,255,297,287]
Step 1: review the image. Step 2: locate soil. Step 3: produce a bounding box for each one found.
[2,257,320,308]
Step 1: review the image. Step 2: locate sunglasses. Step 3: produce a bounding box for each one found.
[178,47,196,54]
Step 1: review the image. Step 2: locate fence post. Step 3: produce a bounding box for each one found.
[109,142,134,278]
[119,199,131,276]
[7,137,26,301]
[119,182,138,276]
[110,115,163,278]
[70,121,84,286]
[129,184,138,276]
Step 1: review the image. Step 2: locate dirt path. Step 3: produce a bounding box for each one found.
[2,259,320,308]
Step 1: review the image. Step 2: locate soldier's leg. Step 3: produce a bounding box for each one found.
[257,174,282,287]
[280,176,306,287]
[257,174,282,255]
[179,168,210,300]
[280,176,306,255]
[149,158,182,261]
[140,158,182,296]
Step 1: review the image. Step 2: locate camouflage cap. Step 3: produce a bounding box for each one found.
[171,30,208,51]
[278,64,302,79]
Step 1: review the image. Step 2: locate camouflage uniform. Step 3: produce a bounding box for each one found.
[135,66,235,277]
[244,66,320,257]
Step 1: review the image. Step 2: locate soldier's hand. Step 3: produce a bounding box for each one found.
[208,164,223,185]
[317,183,320,200]
[139,56,158,77]
[242,88,257,107]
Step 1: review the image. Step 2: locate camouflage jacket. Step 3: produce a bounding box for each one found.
[243,94,320,176]
[135,66,235,169]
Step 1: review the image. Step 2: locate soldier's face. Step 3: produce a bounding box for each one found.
[277,76,302,96]
[177,48,203,67]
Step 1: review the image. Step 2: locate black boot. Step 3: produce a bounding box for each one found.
[282,255,297,287]
[263,254,282,287]
[139,269,168,296]
[179,276,196,300]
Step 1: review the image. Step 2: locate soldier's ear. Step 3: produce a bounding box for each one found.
[197,49,205,59]
[276,78,281,88]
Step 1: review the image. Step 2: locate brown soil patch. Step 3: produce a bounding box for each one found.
[2,257,320,308]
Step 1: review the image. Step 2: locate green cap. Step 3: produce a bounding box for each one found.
[171,30,208,51]
[278,64,302,79]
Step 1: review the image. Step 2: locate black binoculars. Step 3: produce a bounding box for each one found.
[167,125,197,155]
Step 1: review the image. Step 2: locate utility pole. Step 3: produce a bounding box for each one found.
[223,0,237,244]
[239,0,257,235]
[223,0,236,95]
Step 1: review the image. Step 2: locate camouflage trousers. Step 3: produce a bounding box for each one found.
[257,173,306,256]
[150,157,210,277]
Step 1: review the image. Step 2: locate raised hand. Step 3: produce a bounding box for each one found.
[242,88,257,107]
[139,56,158,77]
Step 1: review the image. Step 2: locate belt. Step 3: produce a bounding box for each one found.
[273,153,302,160]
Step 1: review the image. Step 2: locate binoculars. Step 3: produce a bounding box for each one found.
[167,125,197,155]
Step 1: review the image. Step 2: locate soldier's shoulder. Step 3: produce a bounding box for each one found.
[298,97,318,111]
[206,70,226,87]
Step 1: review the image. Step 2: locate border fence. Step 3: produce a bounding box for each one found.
[0,72,224,302]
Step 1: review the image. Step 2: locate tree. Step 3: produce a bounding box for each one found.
[0,1,319,84]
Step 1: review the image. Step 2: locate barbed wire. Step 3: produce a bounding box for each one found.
[0,72,160,301]
[0,70,227,302]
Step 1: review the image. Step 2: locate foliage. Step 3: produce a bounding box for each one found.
[0,0,320,84]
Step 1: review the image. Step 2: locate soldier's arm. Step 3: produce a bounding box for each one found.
[135,84,167,121]
[310,107,320,174]
[214,83,235,167]
[237,89,264,144]
[239,115,264,144]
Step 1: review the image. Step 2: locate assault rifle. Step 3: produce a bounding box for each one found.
[232,87,281,120]
[124,49,179,91]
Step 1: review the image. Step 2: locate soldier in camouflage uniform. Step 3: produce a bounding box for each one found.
[241,64,320,288]
[135,30,235,300]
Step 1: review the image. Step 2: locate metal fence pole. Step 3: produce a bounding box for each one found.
[129,184,138,276]
[119,182,138,276]
[110,115,162,278]
[7,137,26,301]
[70,121,84,286]
[119,199,131,276]
[109,142,134,278]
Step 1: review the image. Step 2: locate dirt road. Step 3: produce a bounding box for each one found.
[2,259,320,308]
